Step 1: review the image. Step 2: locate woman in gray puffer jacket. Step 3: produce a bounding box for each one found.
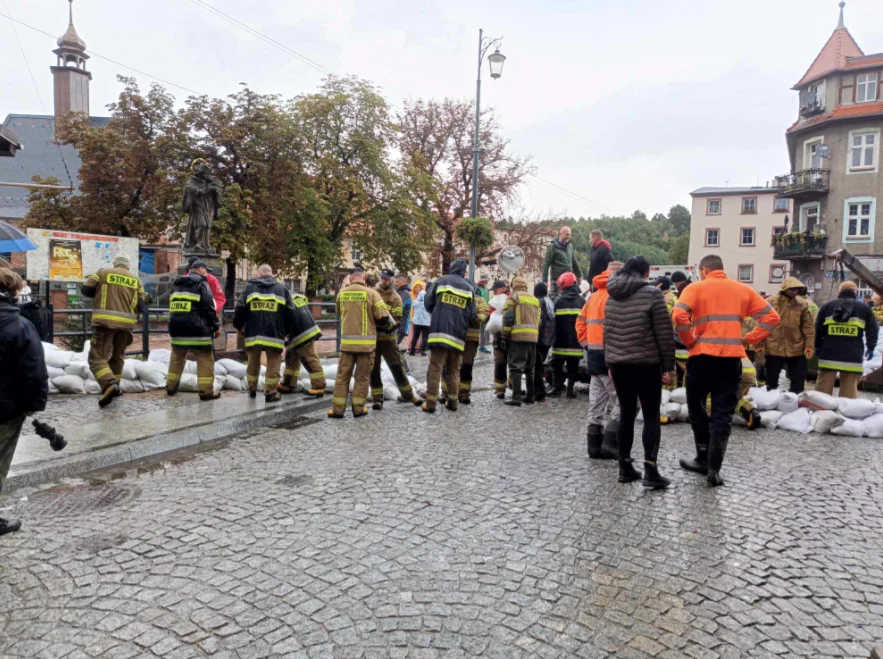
[604,256,676,490]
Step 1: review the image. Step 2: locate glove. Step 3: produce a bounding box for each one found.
[866,349,875,361]
[804,349,812,359]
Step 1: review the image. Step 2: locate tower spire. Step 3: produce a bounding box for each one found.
[838,1,846,29]
[69,0,73,26]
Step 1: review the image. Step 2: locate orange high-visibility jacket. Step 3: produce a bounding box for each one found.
[575,270,612,350]
[671,270,780,359]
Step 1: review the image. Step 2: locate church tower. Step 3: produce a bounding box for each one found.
[51,0,91,124]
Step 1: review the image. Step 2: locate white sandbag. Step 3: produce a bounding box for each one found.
[64,362,91,379]
[678,403,690,422]
[47,380,59,395]
[670,387,687,404]
[148,348,171,364]
[776,408,813,434]
[224,375,244,391]
[214,376,226,394]
[120,378,146,394]
[84,379,102,395]
[732,414,746,426]
[134,359,168,379]
[837,397,877,420]
[324,363,338,381]
[71,342,89,363]
[636,407,643,422]
[811,410,845,433]
[862,413,883,438]
[47,365,67,379]
[760,410,783,428]
[121,359,139,381]
[662,402,681,419]
[257,376,265,392]
[42,341,60,352]
[408,375,419,388]
[217,358,246,379]
[660,389,671,406]
[183,360,197,374]
[798,390,838,411]
[45,350,73,369]
[214,361,228,376]
[384,384,400,401]
[53,374,85,394]
[178,373,199,392]
[831,419,866,437]
[777,392,799,414]
[750,387,781,411]
[486,311,503,336]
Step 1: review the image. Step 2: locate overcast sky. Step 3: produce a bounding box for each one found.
[3,0,883,218]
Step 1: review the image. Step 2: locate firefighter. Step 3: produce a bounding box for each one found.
[422,258,476,413]
[501,275,541,406]
[549,272,583,398]
[815,281,878,399]
[445,279,489,405]
[233,264,297,403]
[489,280,510,399]
[370,269,422,409]
[166,260,221,400]
[81,253,145,408]
[873,294,883,326]
[330,267,392,418]
[278,291,325,397]
[669,271,691,386]
[576,262,622,459]
[736,318,762,429]
[672,254,779,487]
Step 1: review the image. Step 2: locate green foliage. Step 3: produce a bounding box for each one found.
[668,235,690,264]
[454,217,495,253]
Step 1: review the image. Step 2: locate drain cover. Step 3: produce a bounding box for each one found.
[269,416,324,431]
[277,475,314,487]
[21,483,141,519]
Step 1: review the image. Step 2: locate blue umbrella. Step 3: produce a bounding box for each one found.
[0,221,37,252]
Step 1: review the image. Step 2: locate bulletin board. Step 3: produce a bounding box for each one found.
[26,229,140,282]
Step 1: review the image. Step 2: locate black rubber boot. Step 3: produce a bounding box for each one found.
[565,379,577,399]
[599,428,619,460]
[745,408,762,430]
[496,391,506,400]
[505,378,523,407]
[707,433,729,487]
[679,439,708,474]
[618,459,642,483]
[248,389,257,399]
[265,391,282,403]
[0,517,21,536]
[523,372,535,404]
[98,383,121,408]
[199,391,221,401]
[642,462,671,490]
[586,424,603,458]
[372,399,384,411]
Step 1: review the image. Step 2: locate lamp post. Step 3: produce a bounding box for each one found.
[468,28,506,281]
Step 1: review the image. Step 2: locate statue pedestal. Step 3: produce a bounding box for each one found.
[177,251,224,278]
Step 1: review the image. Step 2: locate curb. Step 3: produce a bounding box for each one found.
[6,395,330,491]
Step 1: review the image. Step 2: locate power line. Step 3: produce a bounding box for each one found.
[528,174,617,215]
[0,12,204,95]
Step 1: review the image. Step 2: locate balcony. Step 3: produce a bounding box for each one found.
[776,169,830,199]
[772,232,828,261]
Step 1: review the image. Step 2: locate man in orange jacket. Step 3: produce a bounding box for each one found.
[576,261,622,459]
[671,254,780,487]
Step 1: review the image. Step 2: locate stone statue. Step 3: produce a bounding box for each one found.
[182,159,222,253]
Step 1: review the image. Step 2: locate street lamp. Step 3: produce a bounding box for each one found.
[469,29,505,281]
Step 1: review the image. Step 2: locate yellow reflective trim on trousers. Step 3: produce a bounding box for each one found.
[427,337,465,351]
[95,366,113,380]
[371,388,384,396]
[167,372,181,381]
[352,397,366,405]
[341,338,376,346]
[309,372,324,382]
[460,382,472,391]
[284,367,298,376]
[332,397,347,405]
[818,359,864,373]
[197,377,214,384]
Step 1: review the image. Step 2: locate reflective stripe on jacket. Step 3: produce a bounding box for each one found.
[376,284,403,342]
[336,283,390,353]
[576,270,612,375]
[671,270,780,359]
[424,271,477,352]
[502,278,540,344]
[552,284,583,356]
[81,266,145,330]
[815,291,878,371]
[168,273,219,349]
[287,294,322,349]
[466,297,490,343]
[232,275,298,352]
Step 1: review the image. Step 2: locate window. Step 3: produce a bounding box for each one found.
[706,199,721,215]
[769,264,787,284]
[774,197,789,212]
[741,197,757,214]
[856,72,878,103]
[799,202,820,232]
[740,227,756,246]
[772,226,786,237]
[810,81,825,108]
[351,244,362,263]
[844,199,875,241]
[705,228,719,247]
[737,265,754,283]
[804,137,824,169]
[849,130,878,172]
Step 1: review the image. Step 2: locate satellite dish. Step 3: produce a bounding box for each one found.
[499,245,524,274]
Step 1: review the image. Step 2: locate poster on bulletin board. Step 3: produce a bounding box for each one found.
[26,230,140,282]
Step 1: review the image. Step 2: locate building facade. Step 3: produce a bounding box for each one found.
[774,4,883,299]
[688,187,790,293]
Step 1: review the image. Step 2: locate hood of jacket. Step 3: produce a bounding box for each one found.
[174,272,206,290]
[561,283,582,299]
[0,300,21,331]
[449,258,468,277]
[832,290,857,322]
[412,280,425,298]
[779,276,806,294]
[248,275,278,289]
[606,271,649,301]
[593,239,612,251]
[511,276,528,293]
[592,270,612,291]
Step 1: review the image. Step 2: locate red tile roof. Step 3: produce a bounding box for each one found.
[787,101,883,134]
[844,54,883,71]
[793,27,864,89]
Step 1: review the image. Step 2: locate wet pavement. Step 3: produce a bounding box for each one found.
[2,362,883,658]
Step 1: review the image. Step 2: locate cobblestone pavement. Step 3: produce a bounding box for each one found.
[2,362,883,658]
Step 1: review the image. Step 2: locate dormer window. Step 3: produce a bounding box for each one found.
[856,72,878,103]
[811,82,824,106]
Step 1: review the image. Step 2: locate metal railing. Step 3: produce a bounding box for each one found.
[771,232,828,260]
[48,302,341,356]
[775,169,830,198]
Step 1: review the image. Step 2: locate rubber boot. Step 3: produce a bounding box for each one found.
[618,459,642,483]
[565,378,577,399]
[586,424,603,458]
[523,372,536,404]
[546,384,561,398]
[679,432,709,474]
[445,399,458,411]
[496,391,506,400]
[599,428,619,460]
[745,407,762,430]
[248,389,257,399]
[277,375,295,394]
[328,409,345,419]
[98,383,121,408]
[0,517,21,536]
[707,433,729,487]
[505,377,523,407]
[642,462,670,490]
[305,388,324,397]
[265,391,282,403]
[200,391,221,401]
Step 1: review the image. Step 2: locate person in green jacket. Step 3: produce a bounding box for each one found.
[542,226,583,299]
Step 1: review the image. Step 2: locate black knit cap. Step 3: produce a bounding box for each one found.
[670,271,687,283]
[492,280,508,291]
[656,275,671,290]
[380,269,395,279]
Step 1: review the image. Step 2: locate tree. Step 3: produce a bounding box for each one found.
[668,234,690,264]
[397,98,533,272]
[667,204,691,235]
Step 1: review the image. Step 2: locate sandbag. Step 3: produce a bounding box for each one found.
[42,341,60,353]
[732,414,746,426]
[214,376,226,394]
[84,379,102,395]
[486,311,503,336]
[71,342,89,363]
[760,410,783,428]
[45,350,73,369]
[122,359,139,381]
[133,360,168,385]
[660,389,671,406]
[214,361,228,376]
[811,410,845,433]
[217,358,247,379]
[831,419,866,437]
[662,402,681,419]
[148,348,171,365]
[750,387,781,411]
[120,378,146,394]
[670,388,687,404]
[178,373,199,392]
[799,390,838,411]
[183,360,198,374]
[677,403,690,422]
[777,392,799,414]
[47,365,66,379]
[862,414,883,438]
[47,380,59,395]
[62,362,89,380]
[384,384,400,401]
[837,397,877,420]
[53,374,86,394]
[223,375,243,391]
[776,408,812,434]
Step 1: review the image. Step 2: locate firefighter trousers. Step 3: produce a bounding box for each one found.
[370,339,416,402]
[88,326,133,390]
[735,356,757,419]
[246,348,282,394]
[426,348,462,410]
[283,341,326,391]
[507,342,537,399]
[443,341,478,401]
[493,343,508,394]
[167,347,215,395]
[333,352,374,415]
